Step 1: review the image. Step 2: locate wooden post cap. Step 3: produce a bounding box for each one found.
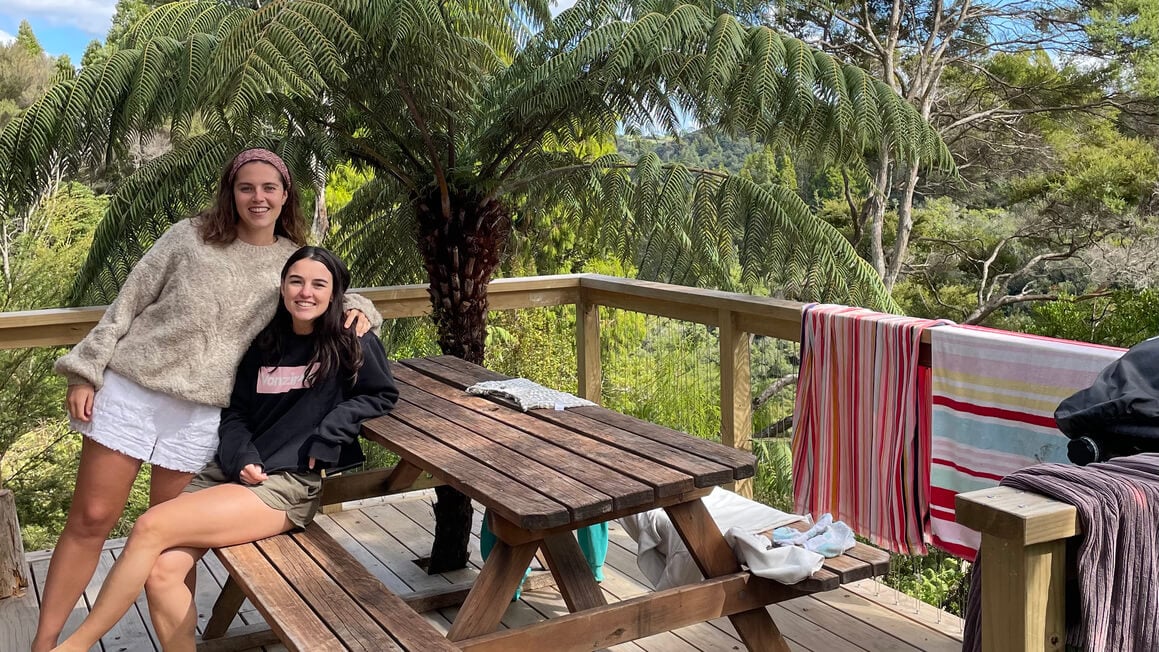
[955,486,1080,546]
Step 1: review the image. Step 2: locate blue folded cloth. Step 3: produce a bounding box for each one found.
[772,513,856,558]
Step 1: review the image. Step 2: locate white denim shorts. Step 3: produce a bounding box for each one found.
[70,369,220,473]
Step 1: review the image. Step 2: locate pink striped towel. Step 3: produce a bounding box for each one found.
[792,304,947,554]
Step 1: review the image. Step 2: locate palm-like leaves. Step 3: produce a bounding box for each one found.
[0,0,950,311]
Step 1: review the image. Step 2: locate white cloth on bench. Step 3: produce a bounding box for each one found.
[619,487,823,588]
[466,378,596,411]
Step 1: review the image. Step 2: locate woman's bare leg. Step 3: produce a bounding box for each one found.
[148,467,195,507]
[52,484,292,652]
[32,439,143,652]
[145,547,205,652]
[148,466,198,599]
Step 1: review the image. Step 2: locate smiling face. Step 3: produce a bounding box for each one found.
[281,258,335,334]
[232,161,288,244]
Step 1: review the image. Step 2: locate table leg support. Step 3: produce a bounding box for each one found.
[541,532,607,612]
[447,538,541,641]
[666,499,790,652]
[203,576,246,639]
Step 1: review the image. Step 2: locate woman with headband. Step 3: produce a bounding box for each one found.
[33,148,382,652]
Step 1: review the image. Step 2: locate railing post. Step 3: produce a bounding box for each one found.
[718,309,752,497]
[576,290,601,404]
[956,487,1078,652]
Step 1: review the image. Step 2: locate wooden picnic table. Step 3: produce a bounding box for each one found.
[361,355,807,652]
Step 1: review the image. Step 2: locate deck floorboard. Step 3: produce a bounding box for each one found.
[7,490,964,652]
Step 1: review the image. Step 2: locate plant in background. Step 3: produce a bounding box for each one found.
[1,0,950,571]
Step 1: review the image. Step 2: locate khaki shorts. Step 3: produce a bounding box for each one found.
[186,461,322,528]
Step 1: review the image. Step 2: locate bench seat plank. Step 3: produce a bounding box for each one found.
[208,524,459,652]
[782,522,892,584]
[212,539,343,652]
[254,535,403,652]
[291,526,460,652]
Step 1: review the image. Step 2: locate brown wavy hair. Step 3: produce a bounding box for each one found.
[196,150,308,246]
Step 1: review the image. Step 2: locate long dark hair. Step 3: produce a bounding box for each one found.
[255,247,363,386]
[196,149,308,246]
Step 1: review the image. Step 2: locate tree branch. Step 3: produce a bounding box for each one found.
[753,373,798,411]
[392,72,450,219]
[964,289,1112,325]
[754,414,794,439]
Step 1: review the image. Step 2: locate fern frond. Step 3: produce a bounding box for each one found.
[71,134,241,304]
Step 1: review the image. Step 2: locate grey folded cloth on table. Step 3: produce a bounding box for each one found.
[466,378,596,411]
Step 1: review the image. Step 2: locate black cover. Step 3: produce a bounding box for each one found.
[1055,337,1159,464]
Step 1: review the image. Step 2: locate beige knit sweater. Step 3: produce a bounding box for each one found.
[55,219,383,408]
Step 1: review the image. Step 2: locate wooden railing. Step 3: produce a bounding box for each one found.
[0,273,810,496]
[0,274,1078,650]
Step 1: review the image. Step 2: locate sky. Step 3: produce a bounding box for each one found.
[0,0,115,60]
[1,0,582,62]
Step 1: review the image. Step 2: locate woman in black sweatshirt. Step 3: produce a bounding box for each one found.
[52,247,398,652]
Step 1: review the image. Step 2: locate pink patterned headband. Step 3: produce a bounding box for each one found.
[229,148,291,188]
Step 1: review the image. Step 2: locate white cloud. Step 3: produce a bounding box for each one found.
[551,0,578,15]
[0,0,116,35]
[0,29,13,45]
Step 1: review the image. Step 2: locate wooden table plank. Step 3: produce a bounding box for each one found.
[393,366,657,509]
[400,358,733,490]
[401,357,733,474]
[391,396,614,521]
[525,410,736,488]
[572,406,756,477]
[363,416,570,530]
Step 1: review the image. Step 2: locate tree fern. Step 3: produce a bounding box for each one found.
[2,0,948,317]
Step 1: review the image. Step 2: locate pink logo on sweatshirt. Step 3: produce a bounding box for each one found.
[256,364,317,394]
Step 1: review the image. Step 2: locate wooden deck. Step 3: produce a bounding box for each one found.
[2,490,964,652]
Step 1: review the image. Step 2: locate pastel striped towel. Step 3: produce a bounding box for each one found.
[792,304,947,554]
[929,326,1123,560]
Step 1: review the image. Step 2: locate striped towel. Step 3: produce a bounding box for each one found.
[930,326,1123,560]
[792,304,947,554]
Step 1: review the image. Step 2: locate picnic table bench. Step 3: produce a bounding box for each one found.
[199,355,891,652]
[204,521,459,652]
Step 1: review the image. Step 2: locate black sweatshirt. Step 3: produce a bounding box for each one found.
[216,331,398,481]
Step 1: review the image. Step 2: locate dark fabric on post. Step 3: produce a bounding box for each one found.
[962,453,1159,651]
[1055,337,1159,462]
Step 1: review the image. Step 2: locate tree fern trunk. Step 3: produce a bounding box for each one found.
[416,188,510,573]
[0,489,28,599]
